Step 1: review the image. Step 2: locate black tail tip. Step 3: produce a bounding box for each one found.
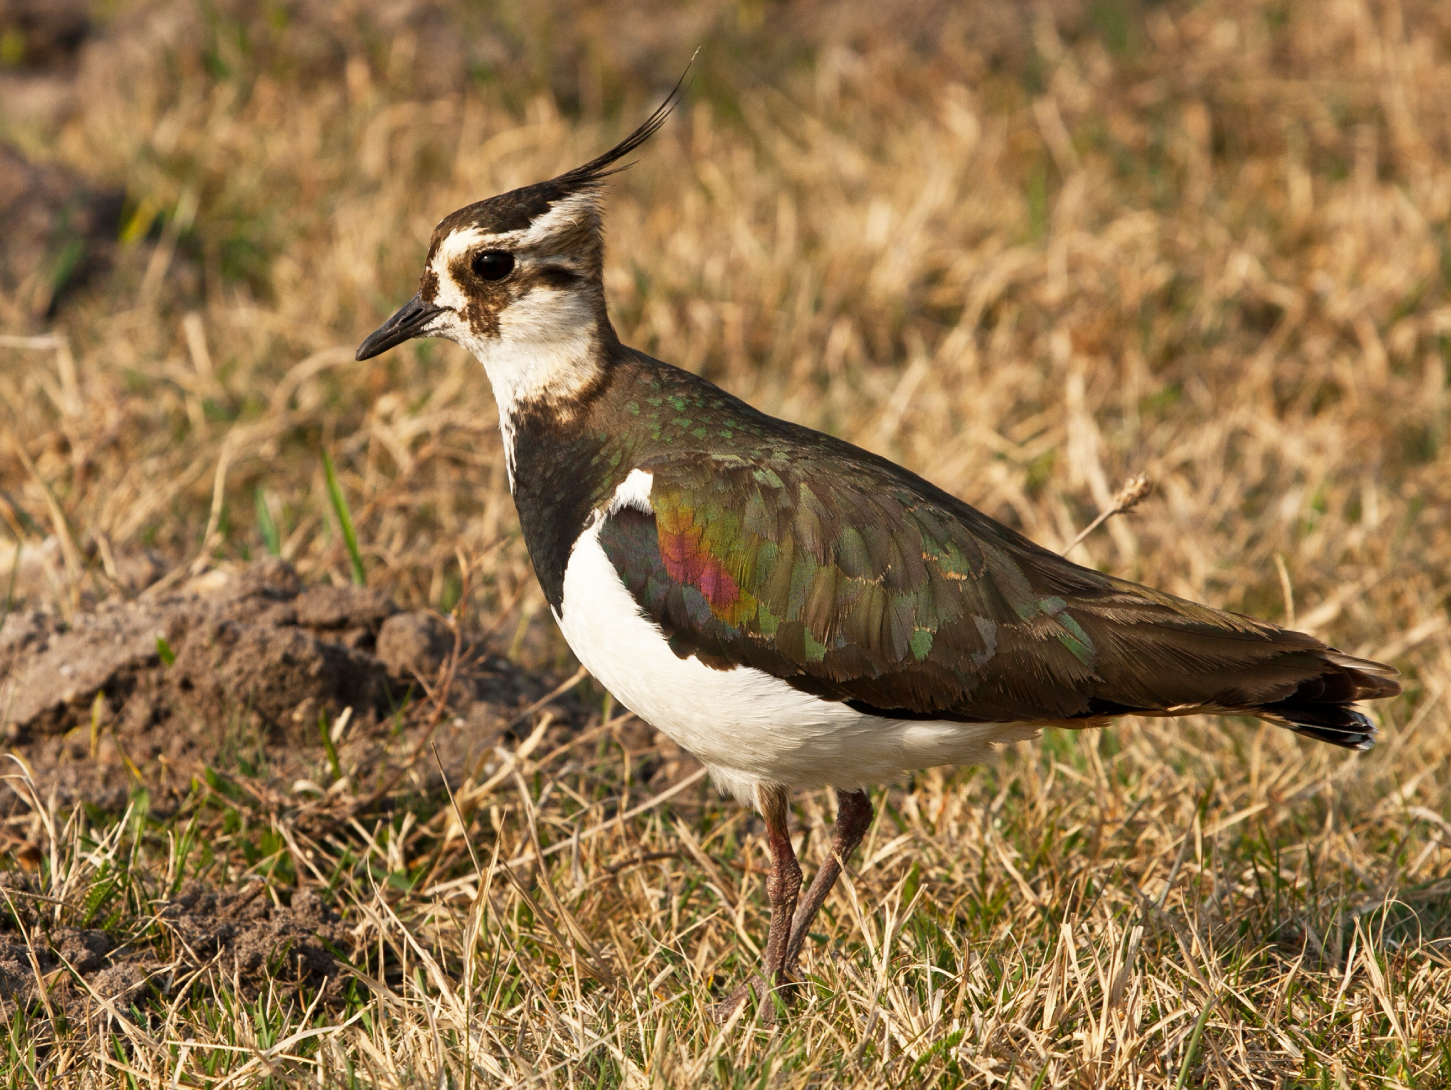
[1284,708,1378,751]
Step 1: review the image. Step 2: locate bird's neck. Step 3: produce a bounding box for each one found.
[463,293,618,486]
[498,348,640,613]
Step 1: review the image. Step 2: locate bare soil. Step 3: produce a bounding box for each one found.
[0,873,348,1022]
[0,559,605,1019]
[1,558,593,818]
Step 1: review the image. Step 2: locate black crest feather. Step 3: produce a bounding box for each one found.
[429,58,695,240]
[549,59,693,194]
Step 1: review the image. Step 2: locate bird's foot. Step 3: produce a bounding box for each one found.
[709,970,801,1024]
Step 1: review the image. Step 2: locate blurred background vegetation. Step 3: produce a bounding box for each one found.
[0,1,1449,1084]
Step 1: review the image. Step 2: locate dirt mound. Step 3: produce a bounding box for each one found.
[0,874,347,1023]
[0,559,600,1022]
[0,558,573,816]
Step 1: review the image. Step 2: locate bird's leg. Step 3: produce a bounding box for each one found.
[784,788,873,975]
[757,783,803,982]
[711,783,801,1023]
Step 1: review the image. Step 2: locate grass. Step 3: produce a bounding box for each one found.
[322,449,367,587]
[2,0,1450,1085]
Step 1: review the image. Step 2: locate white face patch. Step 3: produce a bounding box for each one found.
[466,285,600,410]
[431,284,602,489]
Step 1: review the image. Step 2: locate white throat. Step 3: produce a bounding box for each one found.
[449,289,602,488]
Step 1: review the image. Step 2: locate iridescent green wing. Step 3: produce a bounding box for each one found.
[598,448,1353,726]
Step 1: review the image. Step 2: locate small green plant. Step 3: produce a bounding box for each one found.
[321,449,365,586]
[155,635,175,666]
[255,486,281,557]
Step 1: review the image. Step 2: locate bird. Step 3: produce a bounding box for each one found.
[356,87,1401,1019]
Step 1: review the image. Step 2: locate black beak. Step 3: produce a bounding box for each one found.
[356,293,447,360]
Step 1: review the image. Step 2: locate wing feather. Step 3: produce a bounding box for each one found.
[594,450,1397,745]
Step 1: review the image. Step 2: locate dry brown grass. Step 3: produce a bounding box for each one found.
[2,0,1450,1085]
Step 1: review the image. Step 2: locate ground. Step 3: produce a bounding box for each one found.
[0,0,1449,1086]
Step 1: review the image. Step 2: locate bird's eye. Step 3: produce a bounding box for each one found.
[472,250,515,281]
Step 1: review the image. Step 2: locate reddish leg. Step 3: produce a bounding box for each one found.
[711,783,802,1022]
[785,788,872,974]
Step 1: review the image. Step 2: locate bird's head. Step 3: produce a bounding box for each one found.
[356,86,681,413]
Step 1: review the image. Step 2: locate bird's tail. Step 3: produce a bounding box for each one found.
[1056,577,1404,750]
[1245,650,1401,750]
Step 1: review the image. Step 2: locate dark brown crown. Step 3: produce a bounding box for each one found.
[428,73,688,245]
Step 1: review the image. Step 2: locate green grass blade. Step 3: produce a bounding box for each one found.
[255,487,281,557]
[1175,995,1217,1090]
[321,449,365,586]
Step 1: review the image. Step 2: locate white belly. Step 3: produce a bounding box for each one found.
[554,489,1037,807]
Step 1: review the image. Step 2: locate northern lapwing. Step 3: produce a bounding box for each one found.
[356,90,1401,1018]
